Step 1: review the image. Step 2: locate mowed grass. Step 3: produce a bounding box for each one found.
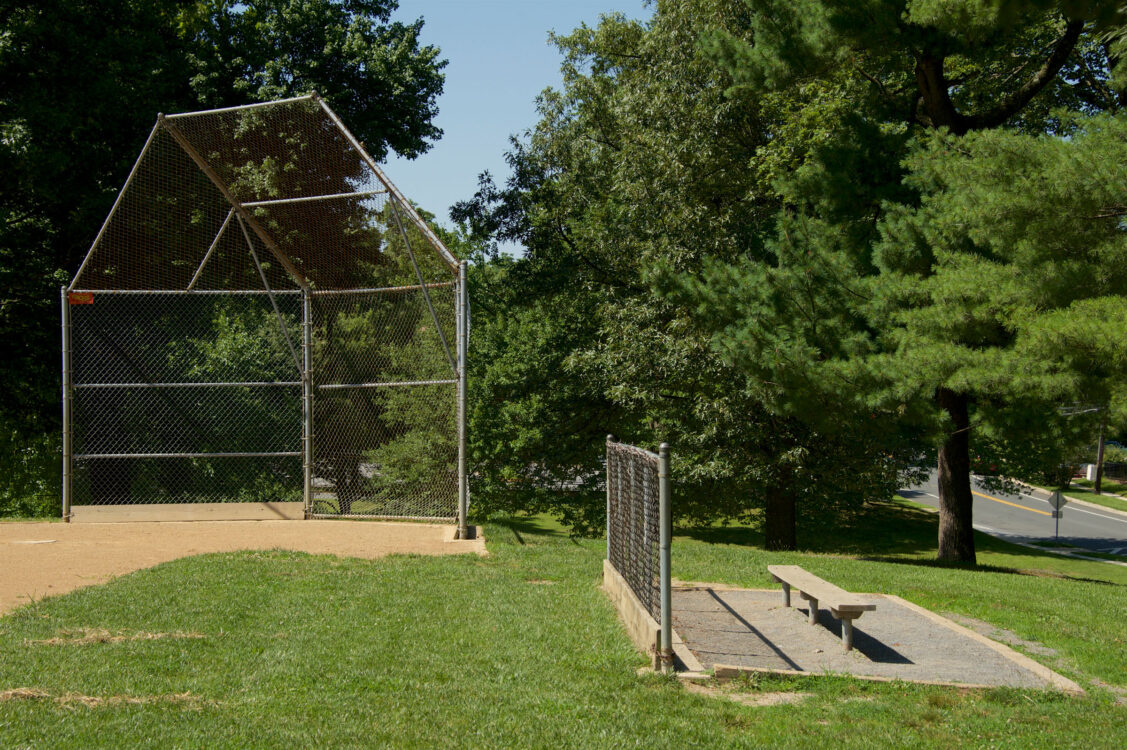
[0,501,1124,748]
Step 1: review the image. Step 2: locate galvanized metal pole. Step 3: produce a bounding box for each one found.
[302,288,313,518]
[658,442,673,673]
[606,434,616,560]
[60,287,73,522]
[456,260,468,539]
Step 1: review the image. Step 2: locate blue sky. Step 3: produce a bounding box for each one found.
[383,0,653,233]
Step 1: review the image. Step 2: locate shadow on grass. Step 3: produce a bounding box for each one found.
[678,500,944,558]
[853,553,1123,586]
[676,498,1125,583]
[483,514,570,546]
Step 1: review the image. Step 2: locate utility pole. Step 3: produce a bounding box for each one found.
[1094,414,1107,495]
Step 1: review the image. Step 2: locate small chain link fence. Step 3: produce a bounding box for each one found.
[63,96,467,527]
[606,438,664,620]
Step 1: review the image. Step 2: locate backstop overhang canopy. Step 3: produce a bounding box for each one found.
[70,93,458,293]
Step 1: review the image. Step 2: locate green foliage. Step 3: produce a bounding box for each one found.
[657,0,1127,560]
[458,2,776,534]
[1099,443,1127,464]
[459,0,1127,556]
[462,249,624,534]
[0,430,60,517]
[458,1,924,542]
[870,117,1127,482]
[181,0,446,160]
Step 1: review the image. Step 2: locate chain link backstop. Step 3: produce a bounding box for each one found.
[62,95,468,532]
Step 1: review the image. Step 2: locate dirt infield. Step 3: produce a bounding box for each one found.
[0,520,484,615]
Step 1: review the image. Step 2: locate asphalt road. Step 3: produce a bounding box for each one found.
[901,474,1127,558]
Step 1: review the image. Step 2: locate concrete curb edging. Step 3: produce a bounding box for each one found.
[603,559,661,670]
[711,663,1002,691]
[442,525,487,555]
[603,564,703,672]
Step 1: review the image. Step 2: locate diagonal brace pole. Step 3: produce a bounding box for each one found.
[238,215,302,375]
[187,209,234,291]
[313,94,459,271]
[158,115,311,290]
[388,197,456,374]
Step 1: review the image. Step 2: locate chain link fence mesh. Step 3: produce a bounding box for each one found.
[606,440,662,620]
[65,96,462,520]
[311,285,457,520]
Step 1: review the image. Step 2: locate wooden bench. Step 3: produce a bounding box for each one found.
[767,565,876,652]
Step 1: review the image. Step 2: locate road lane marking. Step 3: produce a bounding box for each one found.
[1013,489,1127,524]
[913,484,1127,524]
[972,490,1051,517]
[1061,504,1127,524]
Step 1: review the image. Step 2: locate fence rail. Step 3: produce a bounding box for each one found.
[606,436,672,671]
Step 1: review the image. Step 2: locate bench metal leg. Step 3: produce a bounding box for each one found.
[807,598,818,625]
[842,618,854,652]
[781,582,791,608]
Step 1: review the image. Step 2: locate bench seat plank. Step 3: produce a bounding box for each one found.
[767,565,876,613]
[768,564,877,652]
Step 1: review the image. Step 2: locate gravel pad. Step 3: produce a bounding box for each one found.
[673,587,1053,689]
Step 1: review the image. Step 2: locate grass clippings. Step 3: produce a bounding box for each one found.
[683,681,812,707]
[27,628,206,646]
[1,688,204,710]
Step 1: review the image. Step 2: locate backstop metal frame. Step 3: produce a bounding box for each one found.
[61,95,468,534]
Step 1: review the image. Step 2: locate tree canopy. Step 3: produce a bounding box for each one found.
[458,0,1127,556]
[456,0,923,544]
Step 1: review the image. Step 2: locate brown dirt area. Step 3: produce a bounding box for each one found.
[0,519,484,615]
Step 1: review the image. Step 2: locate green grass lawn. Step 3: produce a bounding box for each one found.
[1,500,1125,748]
[1073,477,1127,494]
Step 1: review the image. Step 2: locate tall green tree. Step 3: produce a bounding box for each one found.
[679,0,1126,561]
[873,117,1127,501]
[457,0,922,545]
[0,0,445,514]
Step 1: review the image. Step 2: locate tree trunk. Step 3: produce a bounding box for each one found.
[936,387,976,563]
[764,474,796,551]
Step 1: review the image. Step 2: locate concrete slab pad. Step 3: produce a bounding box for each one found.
[672,586,1080,692]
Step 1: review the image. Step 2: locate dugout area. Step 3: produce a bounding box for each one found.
[61,95,468,534]
[602,438,1081,692]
